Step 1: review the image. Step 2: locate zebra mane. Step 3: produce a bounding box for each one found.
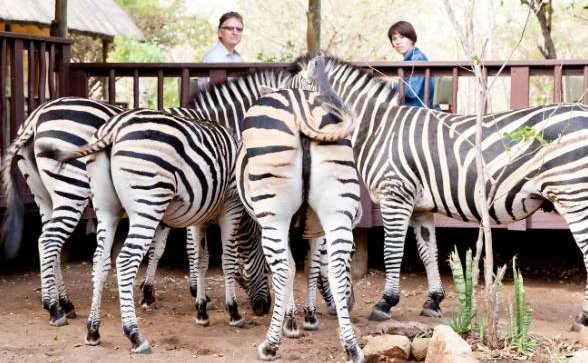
[190,68,289,104]
[290,54,399,102]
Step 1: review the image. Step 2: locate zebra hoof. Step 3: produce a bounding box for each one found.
[253,297,271,316]
[326,304,337,316]
[229,316,245,328]
[60,299,77,319]
[195,317,210,327]
[345,344,366,363]
[85,321,101,345]
[50,314,69,327]
[256,341,278,361]
[140,283,156,310]
[420,307,442,318]
[282,325,302,338]
[572,311,588,331]
[131,339,151,354]
[368,308,391,322]
[303,308,319,330]
[85,331,101,346]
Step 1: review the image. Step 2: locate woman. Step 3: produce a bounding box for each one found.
[388,20,435,108]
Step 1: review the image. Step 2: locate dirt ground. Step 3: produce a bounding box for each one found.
[0,259,586,363]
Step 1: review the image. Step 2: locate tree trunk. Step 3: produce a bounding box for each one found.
[521,0,557,59]
[307,0,321,56]
[51,0,68,38]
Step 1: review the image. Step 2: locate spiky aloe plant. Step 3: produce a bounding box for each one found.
[448,247,474,333]
[505,257,535,354]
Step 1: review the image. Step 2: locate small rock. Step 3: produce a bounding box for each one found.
[366,320,431,339]
[569,349,588,363]
[424,325,479,363]
[411,337,430,361]
[363,334,410,363]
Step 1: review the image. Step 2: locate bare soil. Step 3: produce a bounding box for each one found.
[0,260,586,363]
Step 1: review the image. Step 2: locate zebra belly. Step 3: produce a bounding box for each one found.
[161,194,221,228]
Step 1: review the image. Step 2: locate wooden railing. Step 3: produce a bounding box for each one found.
[2,31,588,229]
[0,32,71,206]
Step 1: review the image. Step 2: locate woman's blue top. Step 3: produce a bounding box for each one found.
[402,47,435,108]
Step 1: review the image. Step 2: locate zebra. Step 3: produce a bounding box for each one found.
[236,65,364,361]
[0,97,254,328]
[1,97,123,326]
[291,55,588,328]
[44,108,250,352]
[188,71,349,333]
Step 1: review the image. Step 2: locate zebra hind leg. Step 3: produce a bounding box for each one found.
[412,214,445,318]
[282,268,301,338]
[55,253,76,319]
[139,226,169,310]
[303,237,322,330]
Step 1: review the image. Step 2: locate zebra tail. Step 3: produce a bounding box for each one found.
[38,130,115,163]
[1,123,35,259]
[295,57,356,142]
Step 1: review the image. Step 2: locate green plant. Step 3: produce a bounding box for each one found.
[504,257,536,354]
[414,329,433,340]
[448,247,474,333]
[502,126,548,151]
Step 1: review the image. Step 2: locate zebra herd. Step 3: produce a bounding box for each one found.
[2,54,588,362]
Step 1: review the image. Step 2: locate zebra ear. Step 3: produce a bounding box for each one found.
[259,86,277,96]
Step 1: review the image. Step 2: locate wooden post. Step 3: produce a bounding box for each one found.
[51,0,68,38]
[352,228,369,280]
[510,67,530,109]
[307,0,321,56]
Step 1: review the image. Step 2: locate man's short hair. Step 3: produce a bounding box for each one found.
[387,21,417,43]
[218,11,243,29]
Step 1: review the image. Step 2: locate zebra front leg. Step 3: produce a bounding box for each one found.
[116,218,160,353]
[85,213,121,345]
[257,222,295,361]
[303,237,325,330]
[369,197,413,322]
[140,226,170,310]
[412,213,445,318]
[188,225,210,326]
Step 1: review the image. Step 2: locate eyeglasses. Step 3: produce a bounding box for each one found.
[220,26,243,32]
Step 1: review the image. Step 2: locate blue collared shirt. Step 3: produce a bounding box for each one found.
[402,47,435,108]
[202,41,242,63]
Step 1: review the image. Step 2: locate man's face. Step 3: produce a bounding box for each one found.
[218,17,243,49]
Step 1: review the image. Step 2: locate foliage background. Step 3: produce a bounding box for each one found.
[73,0,588,110]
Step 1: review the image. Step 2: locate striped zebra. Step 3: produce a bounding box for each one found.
[0,97,267,330]
[237,70,363,361]
[188,71,348,333]
[45,108,247,352]
[292,55,588,327]
[1,97,123,326]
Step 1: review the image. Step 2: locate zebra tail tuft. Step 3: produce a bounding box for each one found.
[0,124,35,259]
[295,56,356,142]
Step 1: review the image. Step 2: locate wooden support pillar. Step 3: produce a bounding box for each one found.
[352,228,369,280]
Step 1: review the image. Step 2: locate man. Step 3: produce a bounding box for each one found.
[202,11,244,63]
